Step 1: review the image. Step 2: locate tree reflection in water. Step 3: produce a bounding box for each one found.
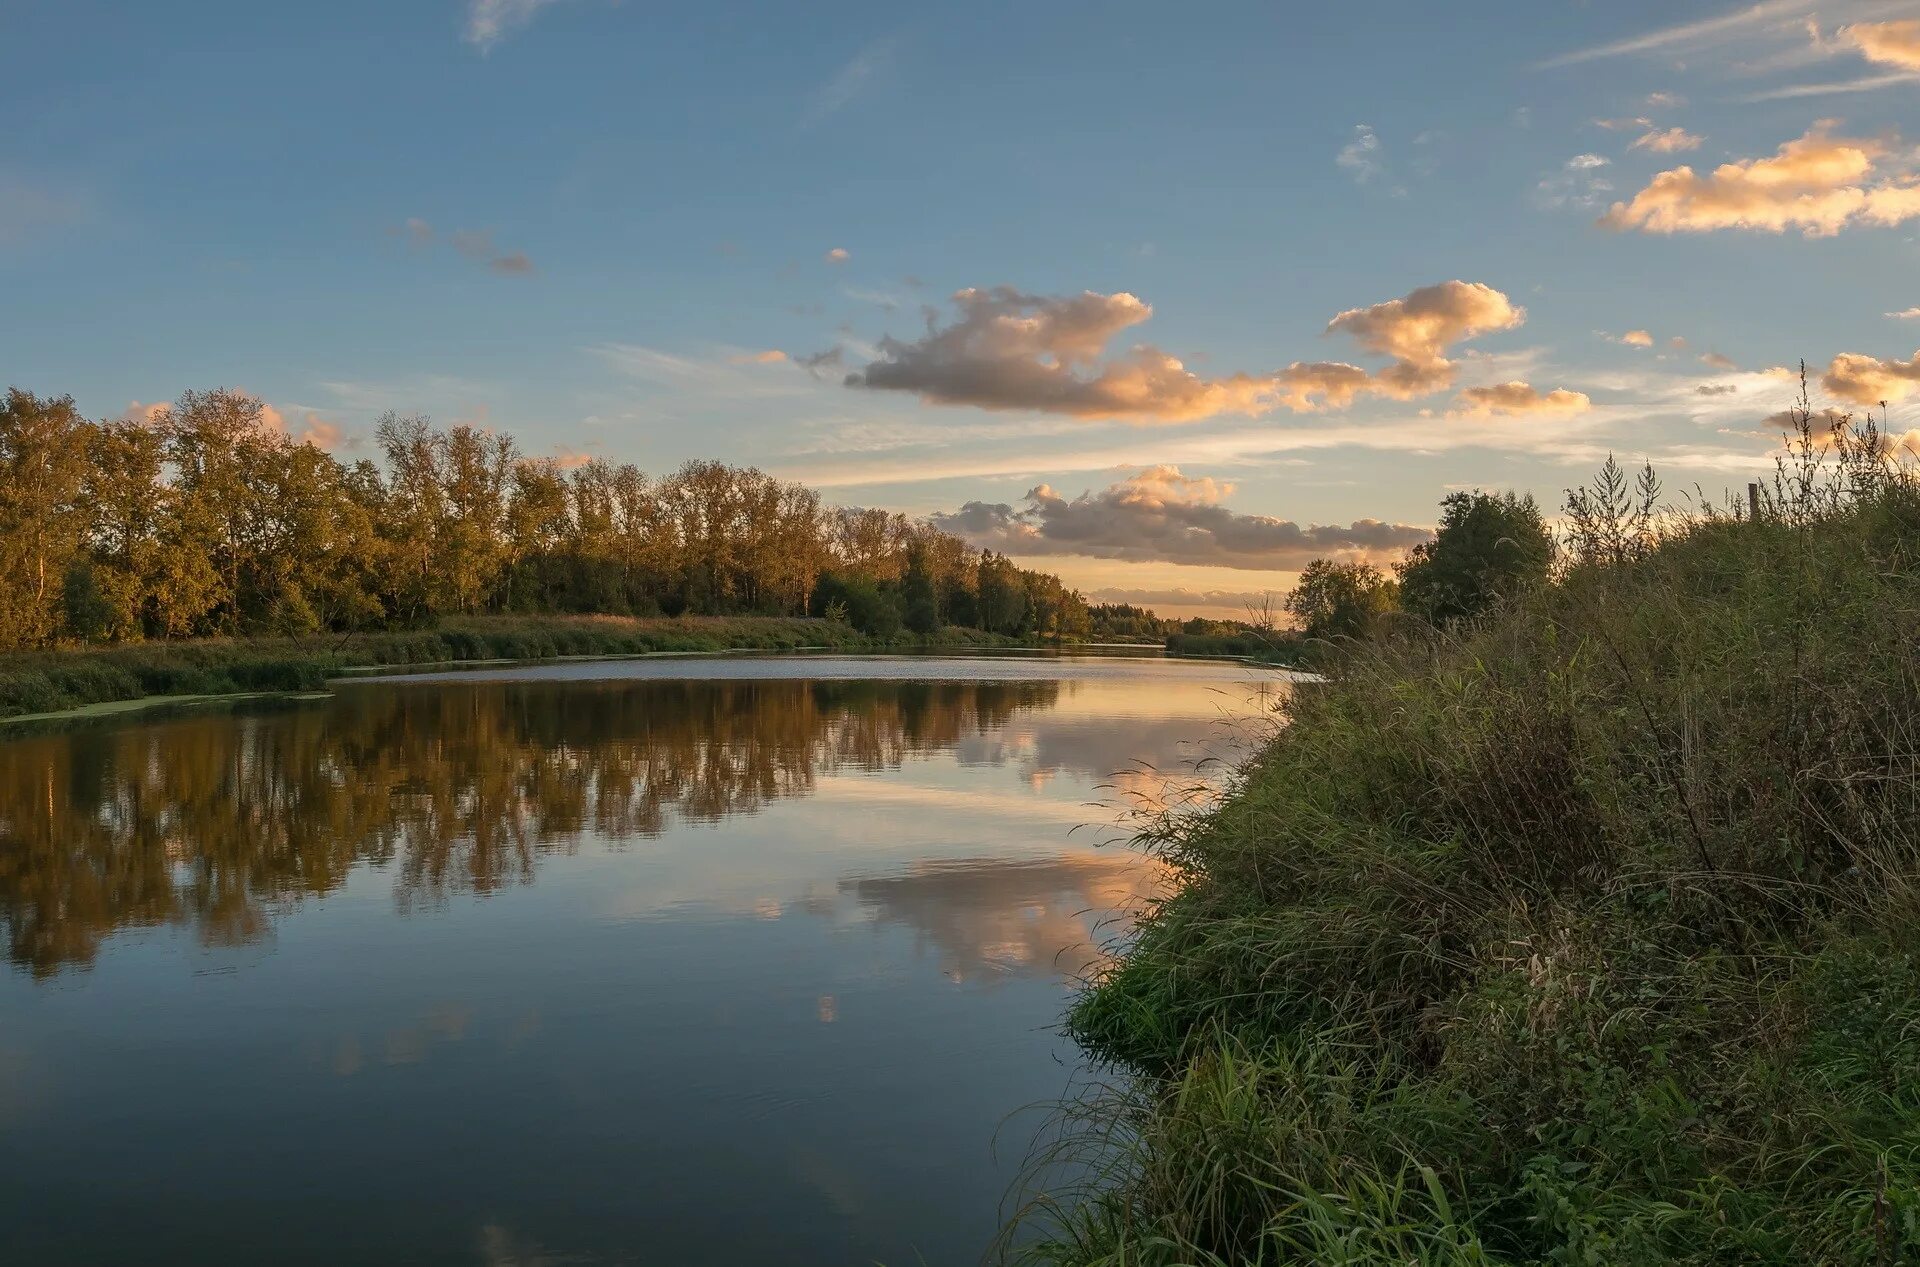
[0,678,1060,978]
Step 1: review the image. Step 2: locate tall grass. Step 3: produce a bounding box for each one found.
[0,614,1021,720]
[1017,389,1920,1265]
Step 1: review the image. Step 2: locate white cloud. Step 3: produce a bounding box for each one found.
[803,38,896,126]
[1630,126,1705,153]
[463,0,566,52]
[1535,154,1614,210]
[1337,124,1385,183]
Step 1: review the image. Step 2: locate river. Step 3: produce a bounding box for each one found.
[0,653,1289,1265]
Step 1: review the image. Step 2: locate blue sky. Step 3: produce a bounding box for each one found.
[7,0,1920,615]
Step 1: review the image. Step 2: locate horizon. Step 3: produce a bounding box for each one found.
[8,0,1920,619]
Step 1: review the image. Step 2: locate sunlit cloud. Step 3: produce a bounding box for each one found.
[730,349,790,365]
[1619,329,1655,348]
[1889,308,1920,320]
[1602,124,1920,237]
[1451,381,1593,418]
[845,287,1290,422]
[825,247,850,263]
[843,280,1529,423]
[1839,19,1920,71]
[1324,280,1526,397]
[1823,348,1920,404]
[929,466,1432,570]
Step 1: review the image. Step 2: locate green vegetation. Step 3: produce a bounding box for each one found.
[0,613,1024,721]
[0,386,1101,652]
[1019,397,1920,1265]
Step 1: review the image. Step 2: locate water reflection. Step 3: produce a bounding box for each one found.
[0,659,1283,1266]
[836,853,1168,984]
[0,679,1061,978]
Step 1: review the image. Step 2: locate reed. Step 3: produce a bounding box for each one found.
[1017,388,1920,1265]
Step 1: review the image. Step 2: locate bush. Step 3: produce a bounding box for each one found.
[1020,406,1920,1265]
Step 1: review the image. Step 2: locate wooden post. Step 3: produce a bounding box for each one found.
[1747,482,1761,521]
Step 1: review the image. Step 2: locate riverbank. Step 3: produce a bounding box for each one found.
[0,615,1031,723]
[1024,468,1920,1263]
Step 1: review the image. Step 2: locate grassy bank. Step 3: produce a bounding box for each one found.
[1023,443,1920,1264]
[0,614,1026,721]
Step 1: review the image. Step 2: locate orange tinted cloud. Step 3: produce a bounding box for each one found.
[1822,349,1920,405]
[1451,381,1593,417]
[730,349,790,364]
[296,413,345,449]
[1840,21,1920,73]
[1325,280,1523,377]
[1602,125,1919,237]
[1620,329,1654,347]
[825,247,849,263]
[847,287,1286,422]
[846,280,1528,422]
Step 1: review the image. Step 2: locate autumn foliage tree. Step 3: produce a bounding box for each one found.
[0,386,1100,652]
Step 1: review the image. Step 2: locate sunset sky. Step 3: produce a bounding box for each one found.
[7,0,1920,617]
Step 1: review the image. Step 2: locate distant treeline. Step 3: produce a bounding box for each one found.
[0,387,1142,651]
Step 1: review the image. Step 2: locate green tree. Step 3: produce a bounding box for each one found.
[901,543,940,634]
[1285,559,1399,642]
[976,552,1028,634]
[82,417,169,639]
[0,390,92,648]
[1396,490,1552,625]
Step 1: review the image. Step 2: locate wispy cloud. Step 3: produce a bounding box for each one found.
[1534,154,1614,211]
[1538,0,1812,68]
[803,37,897,127]
[1631,126,1705,153]
[1738,70,1920,100]
[463,0,567,53]
[1541,1,1920,99]
[400,220,536,275]
[590,344,814,400]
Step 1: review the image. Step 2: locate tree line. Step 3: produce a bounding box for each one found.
[1284,488,1555,643]
[0,387,1102,651]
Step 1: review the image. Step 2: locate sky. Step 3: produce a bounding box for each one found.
[6,0,1920,618]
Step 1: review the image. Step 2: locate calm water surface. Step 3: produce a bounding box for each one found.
[0,654,1287,1265]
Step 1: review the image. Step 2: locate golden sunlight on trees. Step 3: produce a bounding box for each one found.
[0,386,1095,651]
